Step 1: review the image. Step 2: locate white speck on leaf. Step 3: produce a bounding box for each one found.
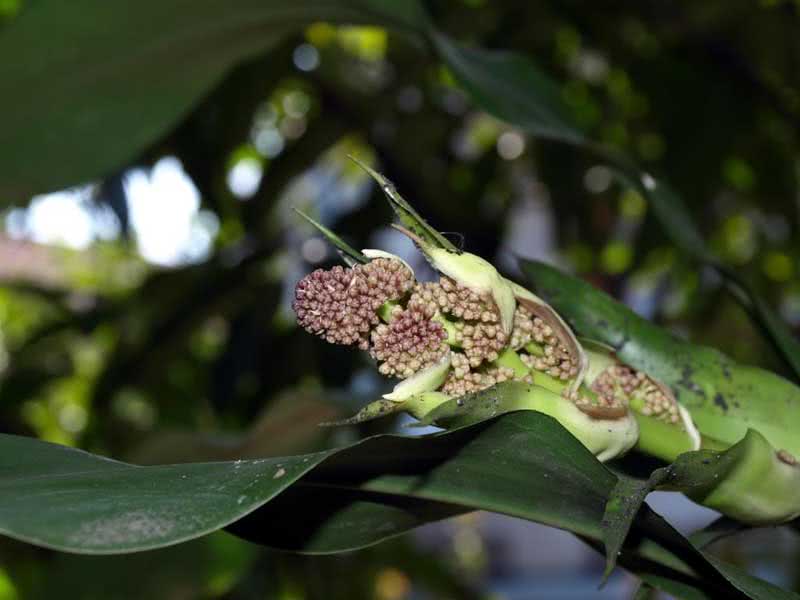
[641,173,656,191]
[273,468,286,479]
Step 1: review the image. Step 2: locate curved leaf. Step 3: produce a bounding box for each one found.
[0,0,424,199]
[520,259,800,457]
[0,412,610,554]
[614,169,800,380]
[430,32,586,145]
[0,412,791,599]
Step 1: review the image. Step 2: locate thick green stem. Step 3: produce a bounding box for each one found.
[660,429,800,525]
[634,414,707,462]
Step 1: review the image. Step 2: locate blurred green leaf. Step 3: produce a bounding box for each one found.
[0,0,425,199]
[10,532,256,600]
[0,412,790,599]
[615,169,800,380]
[125,390,340,464]
[426,25,800,381]
[430,32,586,145]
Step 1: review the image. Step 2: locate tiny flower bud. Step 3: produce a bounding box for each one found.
[370,302,449,378]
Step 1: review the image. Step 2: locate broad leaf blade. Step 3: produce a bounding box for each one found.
[0,413,790,599]
[519,259,800,458]
[0,0,425,199]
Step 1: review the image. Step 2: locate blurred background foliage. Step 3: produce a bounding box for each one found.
[1,0,800,598]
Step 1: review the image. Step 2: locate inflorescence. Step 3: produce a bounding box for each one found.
[293,258,414,350]
[370,302,448,378]
[294,255,672,423]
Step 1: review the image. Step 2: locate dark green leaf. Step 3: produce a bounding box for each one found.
[0,412,610,554]
[601,472,667,582]
[616,168,800,380]
[430,33,586,144]
[689,516,748,549]
[0,0,425,199]
[0,412,791,599]
[519,259,800,457]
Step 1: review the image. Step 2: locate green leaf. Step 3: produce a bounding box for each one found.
[601,472,667,582]
[0,412,791,599]
[430,32,586,145]
[520,259,800,458]
[689,516,747,550]
[427,27,800,380]
[615,168,800,380]
[0,0,425,199]
[0,412,610,554]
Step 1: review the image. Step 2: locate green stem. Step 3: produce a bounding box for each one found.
[524,341,545,357]
[378,300,400,323]
[494,348,529,378]
[634,414,703,462]
[432,313,461,347]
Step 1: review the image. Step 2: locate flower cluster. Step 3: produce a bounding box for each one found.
[293,258,414,350]
[591,364,680,424]
[411,277,507,372]
[517,310,580,382]
[441,352,518,396]
[294,251,644,419]
[370,302,448,378]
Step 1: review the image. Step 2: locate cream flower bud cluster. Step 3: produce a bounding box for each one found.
[592,365,680,424]
[411,277,507,368]
[517,308,580,381]
[441,353,519,396]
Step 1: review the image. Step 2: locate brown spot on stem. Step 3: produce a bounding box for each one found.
[777,449,797,466]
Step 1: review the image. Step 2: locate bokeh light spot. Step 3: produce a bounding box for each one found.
[497,131,525,160]
[601,241,633,274]
[293,43,320,72]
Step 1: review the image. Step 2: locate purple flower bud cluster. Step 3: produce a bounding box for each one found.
[370,303,448,378]
[293,258,414,350]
